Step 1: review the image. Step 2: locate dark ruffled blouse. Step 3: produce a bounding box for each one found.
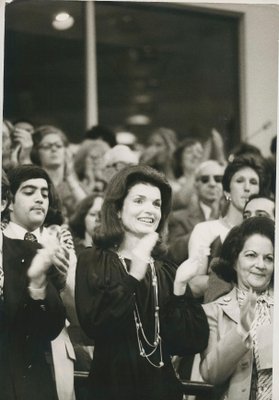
[75,245,209,400]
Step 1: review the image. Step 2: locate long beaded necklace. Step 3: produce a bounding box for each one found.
[118,253,164,368]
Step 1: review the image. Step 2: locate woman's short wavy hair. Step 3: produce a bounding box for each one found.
[174,138,203,178]
[94,164,172,255]
[31,125,68,166]
[212,216,275,284]
[222,153,267,195]
[69,192,104,239]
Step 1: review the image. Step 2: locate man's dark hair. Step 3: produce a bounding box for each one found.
[85,125,117,148]
[6,165,61,224]
[245,193,275,206]
[243,193,275,218]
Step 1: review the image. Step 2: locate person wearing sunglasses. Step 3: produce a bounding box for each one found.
[168,160,224,265]
[187,154,268,301]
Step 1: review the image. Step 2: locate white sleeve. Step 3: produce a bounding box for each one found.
[28,285,46,300]
[188,222,212,258]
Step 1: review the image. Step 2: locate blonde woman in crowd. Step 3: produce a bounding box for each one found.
[74,139,110,194]
[140,127,179,191]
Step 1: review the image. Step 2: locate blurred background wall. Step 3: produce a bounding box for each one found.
[2,1,278,156]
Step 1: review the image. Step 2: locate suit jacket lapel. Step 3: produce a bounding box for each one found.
[3,237,40,323]
[215,287,240,324]
[187,201,206,226]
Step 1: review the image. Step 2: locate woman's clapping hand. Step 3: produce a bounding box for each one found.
[129,232,159,281]
[239,288,257,333]
[174,256,204,295]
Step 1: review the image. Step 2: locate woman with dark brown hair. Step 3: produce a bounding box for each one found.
[75,164,209,400]
[69,193,104,256]
[200,217,274,400]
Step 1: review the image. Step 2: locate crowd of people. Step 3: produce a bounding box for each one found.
[0,118,276,400]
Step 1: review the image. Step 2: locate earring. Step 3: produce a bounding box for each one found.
[225,193,231,202]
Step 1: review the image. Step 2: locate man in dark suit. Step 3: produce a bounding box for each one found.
[0,169,65,400]
[168,160,224,265]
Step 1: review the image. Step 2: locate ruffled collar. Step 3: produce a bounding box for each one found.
[236,286,273,307]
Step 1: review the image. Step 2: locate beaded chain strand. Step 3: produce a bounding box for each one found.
[118,254,164,368]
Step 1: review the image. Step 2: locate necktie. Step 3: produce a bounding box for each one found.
[24,232,38,242]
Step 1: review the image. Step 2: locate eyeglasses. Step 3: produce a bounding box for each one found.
[197,175,223,184]
[39,143,64,150]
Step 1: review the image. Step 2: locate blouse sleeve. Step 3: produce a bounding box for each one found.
[161,284,210,356]
[188,222,212,275]
[75,246,139,340]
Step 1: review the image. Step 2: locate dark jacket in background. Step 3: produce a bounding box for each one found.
[168,201,206,265]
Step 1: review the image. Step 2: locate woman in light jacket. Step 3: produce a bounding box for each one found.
[200,216,274,400]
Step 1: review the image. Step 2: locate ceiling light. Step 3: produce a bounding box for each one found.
[52,12,74,31]
[126,114,151,126]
